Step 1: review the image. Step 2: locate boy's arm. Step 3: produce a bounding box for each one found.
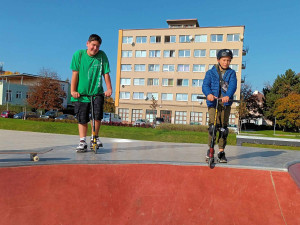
[103,73,112,97]
[71,71,80,98]
[202,71,216,101]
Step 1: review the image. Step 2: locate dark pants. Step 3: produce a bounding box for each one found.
[74,95,104,124]
[208,105,231,149]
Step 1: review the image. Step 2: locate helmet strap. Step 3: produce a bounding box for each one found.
[218,63,227,71]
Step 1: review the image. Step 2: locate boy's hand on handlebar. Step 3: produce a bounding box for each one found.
[105,89,112,97]
[222,96,229,103]
[71,91,80,98]
[207,94,217,101]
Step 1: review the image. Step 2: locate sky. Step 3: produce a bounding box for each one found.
[1,0,300,95]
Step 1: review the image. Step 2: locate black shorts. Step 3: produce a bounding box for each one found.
[74,95,104,124]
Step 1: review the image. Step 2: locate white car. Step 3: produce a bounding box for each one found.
[228,124,239,134]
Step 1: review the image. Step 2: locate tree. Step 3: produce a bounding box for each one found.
[264,69,300,120]
[150,96,158,123]
[274,93,300,131]
[27,68,66,111]
[103,96,115,113]
[236,82,263,129]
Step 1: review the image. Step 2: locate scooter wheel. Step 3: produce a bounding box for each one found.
[208,158,214,167]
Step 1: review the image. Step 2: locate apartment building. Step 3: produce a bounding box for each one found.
[115,19,245,125]
[0,73,70,108]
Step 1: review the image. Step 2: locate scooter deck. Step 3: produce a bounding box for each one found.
[0,148,53,162]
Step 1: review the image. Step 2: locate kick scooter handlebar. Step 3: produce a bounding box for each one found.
[196,96,240,103]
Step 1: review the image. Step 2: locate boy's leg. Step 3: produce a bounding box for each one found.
[218,106,231,162]
[74,101,90,152]
[91,95,104,147]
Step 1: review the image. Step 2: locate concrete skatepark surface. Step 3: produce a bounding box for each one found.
[0,130,299,225]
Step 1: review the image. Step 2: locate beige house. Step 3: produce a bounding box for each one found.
[115,19,245,125]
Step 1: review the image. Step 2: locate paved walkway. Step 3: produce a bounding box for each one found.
[0,129,299,171]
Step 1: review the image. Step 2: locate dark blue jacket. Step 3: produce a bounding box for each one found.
[202,65,237,107]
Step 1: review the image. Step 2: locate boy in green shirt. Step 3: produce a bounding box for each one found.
[70,34,112,152]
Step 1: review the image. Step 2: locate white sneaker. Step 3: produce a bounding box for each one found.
[90,136,103,149]
[76,141,87,152]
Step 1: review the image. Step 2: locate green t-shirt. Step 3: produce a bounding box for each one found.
[70,49,110,102]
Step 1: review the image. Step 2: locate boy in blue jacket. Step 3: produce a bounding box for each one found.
[202,49,237,163]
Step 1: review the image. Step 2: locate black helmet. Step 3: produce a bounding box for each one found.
[217,49,233,59]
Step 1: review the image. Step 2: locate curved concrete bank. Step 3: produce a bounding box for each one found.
[0,164,299,225]
[289,163,300,188]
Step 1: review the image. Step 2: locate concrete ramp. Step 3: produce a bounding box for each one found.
[0,164,299,225]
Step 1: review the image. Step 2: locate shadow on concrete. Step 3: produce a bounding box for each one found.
[229,150,286,161]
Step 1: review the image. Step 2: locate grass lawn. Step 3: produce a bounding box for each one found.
[239,130,300,139]
[1,118,299,150]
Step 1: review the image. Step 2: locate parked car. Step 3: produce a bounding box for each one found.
[13,111,38,119]
[1,110,16,118]
[55,114,76,120]
[133,119,151,126]
[228,124,239,134]
[101,113,122,124]
[153,117,164,127]
[40,110,57,119]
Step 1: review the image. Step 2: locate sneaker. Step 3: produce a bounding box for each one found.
[217,151,227,163]
[206,149,215,162]
[90,136,103,149]
[76,141,87,153]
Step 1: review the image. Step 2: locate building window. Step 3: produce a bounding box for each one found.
[163,64,175,72]
[136,36,147,43]
[120,92,130,99]
[177,64,190,72]
[209,49,220,57]
[161,93,173,101]
[230,49,239,57]
[177,79,189,87]
[5,90,12,102]
[118,108,129,122]
[16,91,22,99]
[229,114,236,124]
[122,36,133,44]
[164,35,176,43]
[134,64,146,71]
[121,50,132,58]
[179,50,191,57]
[120,78,131,86]
[162,79,174,86]
[206,112,209,125]
[132,109,143,122]
[192,79,203,87]
[208,64,214,70]
[133,78,145,86]
[179,35,191,43]
[211,34,223,42]
[135,50,146,58]
[191,94,205,102]
[194,49,206,57]
[176,94,188,101]
[150,36,161,43]
[190,112,203,125]
[195,35,207,42]
[149,50,161,58]
[193,65,206,72]
[175,111,187,124]
[147,92,158,100]
[146,109,157,123]
[148,64,160,72]
[147,78,159,86]
[163,50,175,58]
[229,64,239,72]
[121,64,132,71]
[227,34,240,42]
[133,92,144,100]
